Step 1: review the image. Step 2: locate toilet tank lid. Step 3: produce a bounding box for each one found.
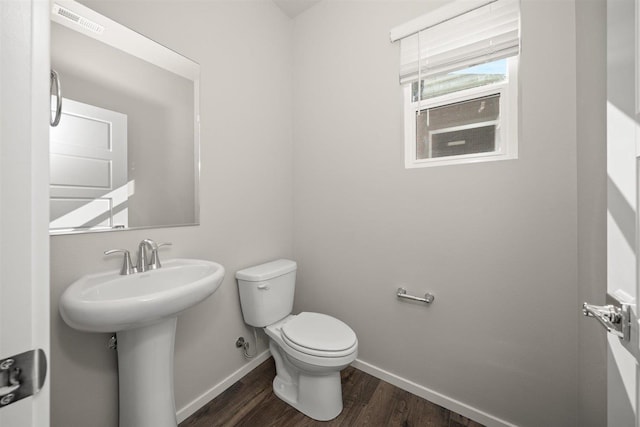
[236,259,297,282]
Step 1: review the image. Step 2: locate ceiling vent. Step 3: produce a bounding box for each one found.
[52,4,104,34]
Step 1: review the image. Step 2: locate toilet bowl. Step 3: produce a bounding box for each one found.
[236,260,358,421]
[265,313,357,420]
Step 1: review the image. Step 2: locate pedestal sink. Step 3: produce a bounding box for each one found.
[59,258,225,427]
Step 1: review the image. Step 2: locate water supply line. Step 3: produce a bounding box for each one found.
[236,327,258,359]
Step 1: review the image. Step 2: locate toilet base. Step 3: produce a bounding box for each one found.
[270,341,344,421]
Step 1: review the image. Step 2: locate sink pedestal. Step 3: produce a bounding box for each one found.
[59,259,226,426]
[117,317,178,427]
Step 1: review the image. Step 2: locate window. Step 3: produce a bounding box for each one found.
[391,0,520,168]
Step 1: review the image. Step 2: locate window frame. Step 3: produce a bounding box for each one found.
[403,56,519,168]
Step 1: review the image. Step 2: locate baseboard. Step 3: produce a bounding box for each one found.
[176,352,515,427]
[351,359,517,427]
[176,349,271,423]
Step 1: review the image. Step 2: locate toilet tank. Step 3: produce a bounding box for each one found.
[236,259,297,327]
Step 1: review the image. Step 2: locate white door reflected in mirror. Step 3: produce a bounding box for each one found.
[50,98,129,232]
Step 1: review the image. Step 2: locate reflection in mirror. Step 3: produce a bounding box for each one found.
[50,0,200,234]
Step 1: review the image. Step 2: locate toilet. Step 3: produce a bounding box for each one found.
[236,259,358,421]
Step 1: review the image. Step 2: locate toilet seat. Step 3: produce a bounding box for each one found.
[281,312,357,358]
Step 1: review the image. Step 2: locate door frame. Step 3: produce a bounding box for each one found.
[0,0,51,425]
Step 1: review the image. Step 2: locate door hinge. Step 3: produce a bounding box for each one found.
[0,349,47,408]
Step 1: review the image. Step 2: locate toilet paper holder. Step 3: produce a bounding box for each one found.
[396,287,435,305]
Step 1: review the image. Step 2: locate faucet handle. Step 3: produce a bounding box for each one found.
[149,242,172,270]
[104,249,137,275]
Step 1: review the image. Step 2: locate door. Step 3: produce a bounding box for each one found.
[49,98,128,232]
[606,0,640,425]
[0,0,51,425]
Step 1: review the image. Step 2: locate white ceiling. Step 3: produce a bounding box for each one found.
[272,0,322,18]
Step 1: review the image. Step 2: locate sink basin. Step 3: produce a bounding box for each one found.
[60,258,225,332]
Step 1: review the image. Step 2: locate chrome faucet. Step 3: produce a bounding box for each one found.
[136,239,157,273]
[136,239,172,272]
[105,239,172,275]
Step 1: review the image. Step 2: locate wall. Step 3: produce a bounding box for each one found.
[292,1,579,426]
[576,0,607,425]
[50,1,293,426]
[48,1,608,426]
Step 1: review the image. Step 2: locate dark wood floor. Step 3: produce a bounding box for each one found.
[180,358,484,427]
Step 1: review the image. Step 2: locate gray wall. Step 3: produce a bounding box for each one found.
[49,1,609,426]
[291,1,582,426]
[576,0,607,425]
[50,2,292,426]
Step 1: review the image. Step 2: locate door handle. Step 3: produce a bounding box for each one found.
[583,302,631,341]
[50,69,62,127]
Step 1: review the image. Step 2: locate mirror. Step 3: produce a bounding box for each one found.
[49,0,200,234]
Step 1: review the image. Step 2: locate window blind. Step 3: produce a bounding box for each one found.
[397,0,520,85]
